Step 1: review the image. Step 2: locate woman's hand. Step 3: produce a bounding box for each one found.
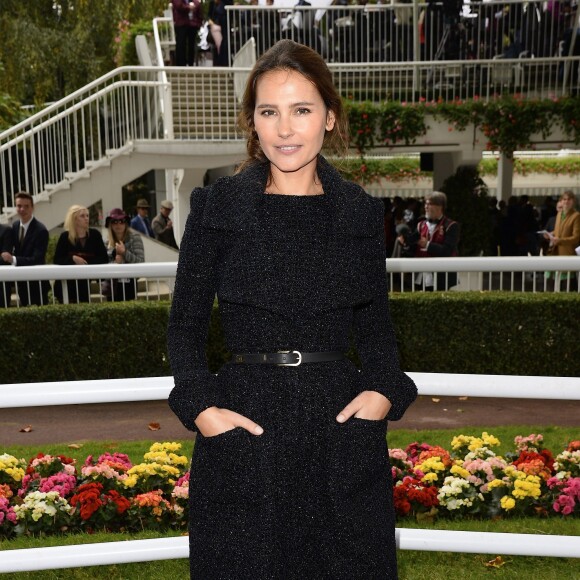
[115,241,126,255]
[72,255,87,265]
[195,407,264,438]
[336,391,392,423]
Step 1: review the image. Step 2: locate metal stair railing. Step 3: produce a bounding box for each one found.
[0,67,171,221]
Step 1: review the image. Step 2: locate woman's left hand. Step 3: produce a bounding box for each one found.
[336,391,392,423]
[115,241,126,255]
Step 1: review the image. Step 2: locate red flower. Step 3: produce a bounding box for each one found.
[71,483,104,520]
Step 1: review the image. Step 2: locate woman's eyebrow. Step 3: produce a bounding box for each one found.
[256,101,316,109]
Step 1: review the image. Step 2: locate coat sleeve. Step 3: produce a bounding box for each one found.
[167,187,221,431]
[352,200,418,421]
[123,233,145,263]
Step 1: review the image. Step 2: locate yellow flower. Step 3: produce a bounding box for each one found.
[421,472,439,484]
[149,442,182,453]
[481,432,500,448]
[450,465,470,479]
[487,479,506,490]
[468,438,484,452]
[500,496,516,510]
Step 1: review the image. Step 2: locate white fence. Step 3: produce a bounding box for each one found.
[0,256,579,308]
[1,371,579,572]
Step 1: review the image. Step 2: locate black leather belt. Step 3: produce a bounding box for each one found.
[231,350,344,367]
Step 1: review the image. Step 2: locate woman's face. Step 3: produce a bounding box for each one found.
[253,69,335,180]
[111,221,127,238]
[75,209,89,231]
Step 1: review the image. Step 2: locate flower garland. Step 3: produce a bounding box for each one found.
[345,96,580,158]
[0,435,578,539]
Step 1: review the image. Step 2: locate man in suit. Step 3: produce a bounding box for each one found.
[0,223,13,308]
[130,199,155,237]
[1,192,50,306]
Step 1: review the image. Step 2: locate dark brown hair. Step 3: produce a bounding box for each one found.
[237,40,348,173]
[15,191,34,206]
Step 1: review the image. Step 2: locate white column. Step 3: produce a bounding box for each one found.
[497,154,514,202]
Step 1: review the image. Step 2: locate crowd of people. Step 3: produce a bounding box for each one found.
[383,189,580,289]
[0,193,179,307]
[172,0,578,67]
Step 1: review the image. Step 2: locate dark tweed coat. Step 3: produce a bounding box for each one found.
[168,156,417,580]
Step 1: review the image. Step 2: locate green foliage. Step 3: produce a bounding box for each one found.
[479,155,580,177]
[1,293,579,383]
[0,302,171,383]
[390,292,580,377]
[441,165,491,257]
[114,20,155,67]
[0,1,167,104]
[344,96,580,157]
[337,156,430,186]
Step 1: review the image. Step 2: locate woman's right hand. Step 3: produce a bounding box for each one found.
[72,255,87,265]
[194,407,263,438]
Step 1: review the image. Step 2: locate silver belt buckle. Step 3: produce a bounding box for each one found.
[277,350,302,366]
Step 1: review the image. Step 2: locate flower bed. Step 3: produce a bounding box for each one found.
[0,434,578,538]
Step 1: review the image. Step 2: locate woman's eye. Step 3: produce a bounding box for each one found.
[296,108,311,115]
[260,109,276,117]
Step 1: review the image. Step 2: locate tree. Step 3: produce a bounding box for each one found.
[0,0,167,105]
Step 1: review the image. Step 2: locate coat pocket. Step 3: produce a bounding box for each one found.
[331,419,390,499]
[190,427,266,505]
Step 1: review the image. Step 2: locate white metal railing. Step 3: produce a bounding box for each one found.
[0,67,169,215]
[0,371,579,571]
[0,256,579,307]
[225,1,579,67]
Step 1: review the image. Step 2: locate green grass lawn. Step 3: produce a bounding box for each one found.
[1,426,578,578]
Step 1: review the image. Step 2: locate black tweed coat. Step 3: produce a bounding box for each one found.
[168,156,417,580]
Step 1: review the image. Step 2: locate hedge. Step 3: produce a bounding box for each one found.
[0,293,578,385]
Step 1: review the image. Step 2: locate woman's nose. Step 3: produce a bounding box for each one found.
[277,114,293,138]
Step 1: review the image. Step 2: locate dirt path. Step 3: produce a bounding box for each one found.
[1,396,578,446]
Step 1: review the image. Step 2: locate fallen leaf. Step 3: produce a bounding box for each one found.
[484,556,510,568]
[148,422,161,431]
[458,396,468,401]
[456,408,464,413]
[68,443,83,449]
[442,408,448,412]
[19,425,33,433]
[431,398,440,403]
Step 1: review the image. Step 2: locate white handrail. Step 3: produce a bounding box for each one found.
[1,372,578,409]
[1,529,578,573]
[0,256,579,283]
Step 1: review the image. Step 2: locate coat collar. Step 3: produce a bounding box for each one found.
[201,155,380,237]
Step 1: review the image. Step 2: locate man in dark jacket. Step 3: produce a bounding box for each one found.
[1,192,50,306]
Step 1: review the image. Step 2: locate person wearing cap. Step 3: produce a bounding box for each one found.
[398,191,460,290]
[130,199,155,238]
[152,200,179,249]
[103,208,145,301]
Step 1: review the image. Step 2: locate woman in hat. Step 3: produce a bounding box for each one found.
[53,205,108,303]
[104,208,145,301]
[167,40,417,579]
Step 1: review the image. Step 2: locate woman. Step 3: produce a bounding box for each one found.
[168,40,417,579]
[104,208,145,302]
[54,205,108,304]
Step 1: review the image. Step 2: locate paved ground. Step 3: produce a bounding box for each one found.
[1,396,578,446]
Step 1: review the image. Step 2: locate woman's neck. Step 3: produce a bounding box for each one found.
[76,228,88,239]
[268,165,322,196]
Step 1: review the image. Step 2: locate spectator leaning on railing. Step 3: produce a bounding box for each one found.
[103,208,145,302]
[53,205,108,304]
[1,192,50,306]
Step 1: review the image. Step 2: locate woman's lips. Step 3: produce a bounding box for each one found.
[275,145,302,154]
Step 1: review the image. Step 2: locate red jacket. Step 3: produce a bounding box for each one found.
[172,0,202,28]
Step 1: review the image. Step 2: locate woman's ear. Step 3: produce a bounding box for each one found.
[326,110,336,132]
